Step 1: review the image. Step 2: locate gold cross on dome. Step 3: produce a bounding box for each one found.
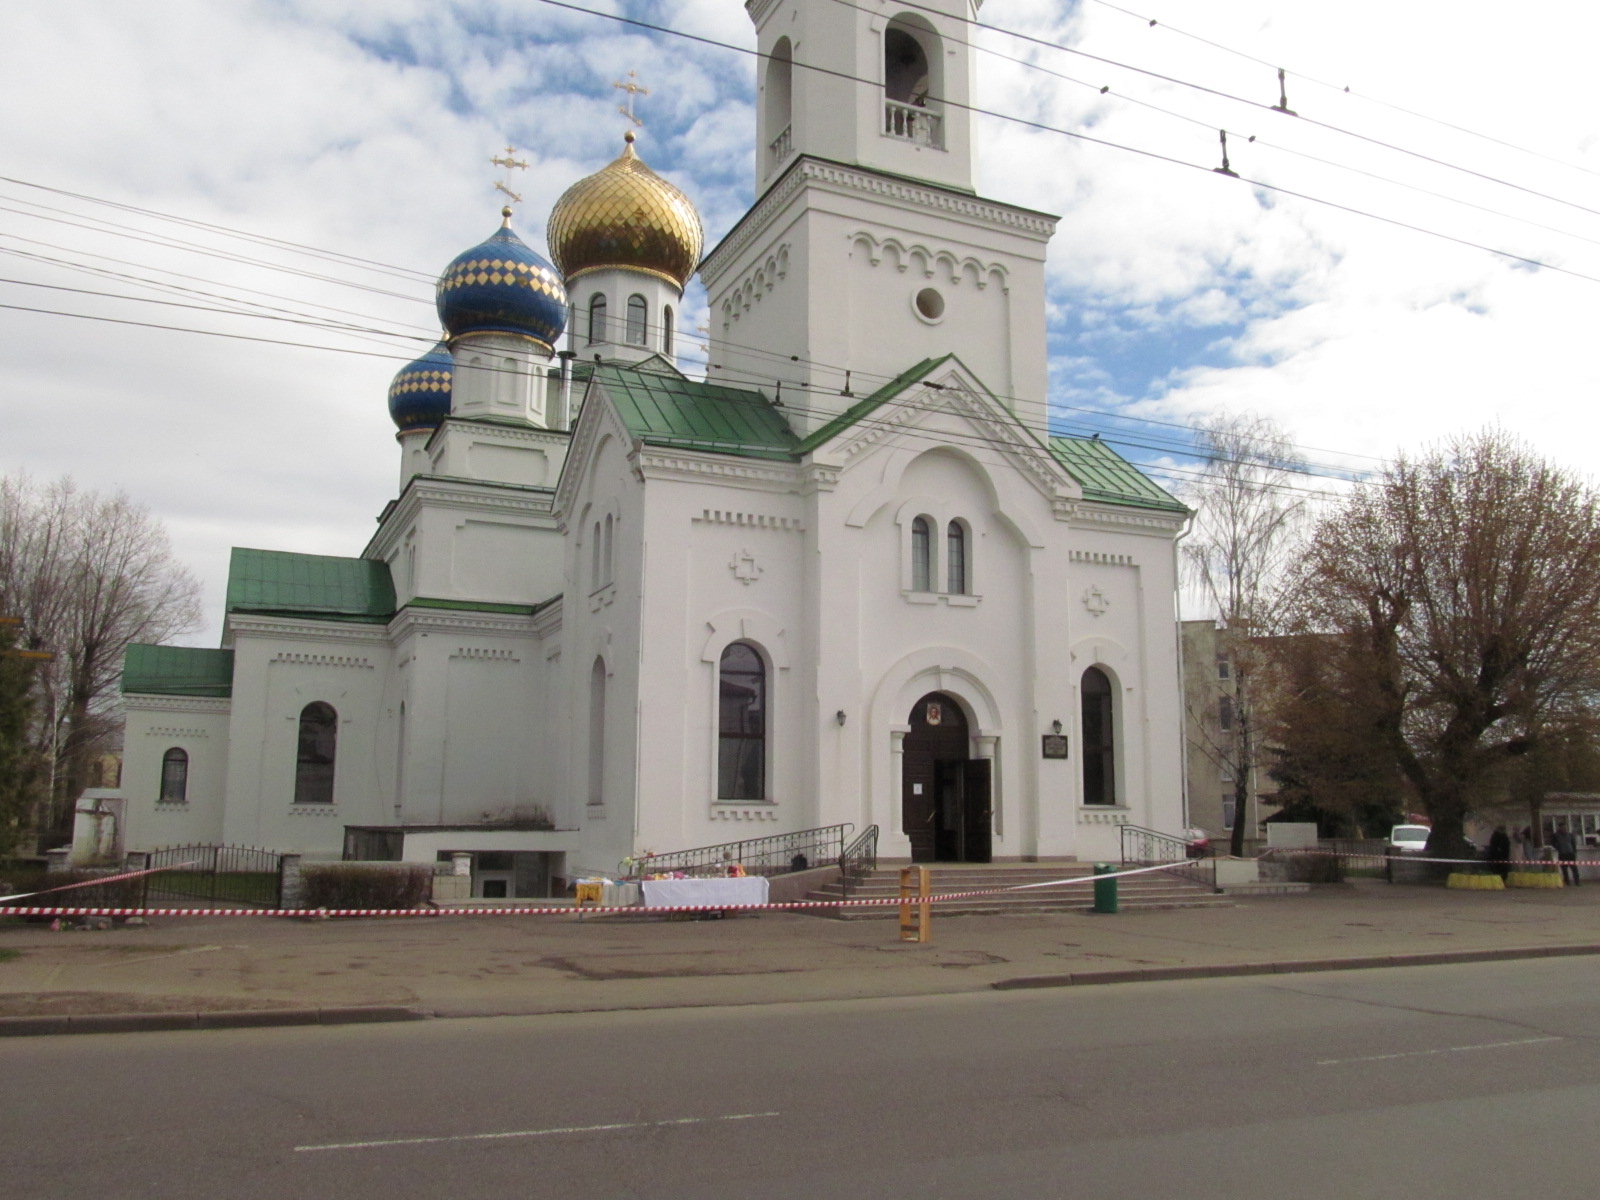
[613,71,649,130]
[490,144,529,206]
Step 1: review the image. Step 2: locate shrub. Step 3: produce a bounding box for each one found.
[300,864,432,910]
[0,868,148,909]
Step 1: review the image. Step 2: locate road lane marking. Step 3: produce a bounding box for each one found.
[1317,1036,1561,1066]
[295,1111,781,1153]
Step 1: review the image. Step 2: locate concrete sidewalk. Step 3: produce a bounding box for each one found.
[3,879,1599,1035]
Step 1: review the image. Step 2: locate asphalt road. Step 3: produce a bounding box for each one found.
[6,957,1600,1198]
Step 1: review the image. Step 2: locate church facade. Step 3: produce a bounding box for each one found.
[114,0,1190,896]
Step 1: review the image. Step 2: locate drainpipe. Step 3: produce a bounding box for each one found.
[1173,509,1195,832]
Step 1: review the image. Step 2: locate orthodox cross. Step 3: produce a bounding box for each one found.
[613,71,649,131]
[490,145,529,206]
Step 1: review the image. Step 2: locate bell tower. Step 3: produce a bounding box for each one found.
[750,0,979,196]
[703,0,1055,438]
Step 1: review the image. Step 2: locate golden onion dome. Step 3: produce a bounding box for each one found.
[547,132,704,291]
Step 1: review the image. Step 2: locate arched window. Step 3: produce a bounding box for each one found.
[765,38,794,169]
[946,520,967,594]
[625,295,648,346]
[911,516,932,592]
[884,26,931,105]
[662,305,675,356]
[883,19,943,147]
[591,521,602,590]
[603,513,614,585]
[587,293,607,344]
[159,748,188,804]
[294,702,338,805]
[718,642,766,800]
[588,658,607,806]
[1081,668,1116,806]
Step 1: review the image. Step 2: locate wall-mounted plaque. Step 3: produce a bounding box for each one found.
[1041,734,1069,759]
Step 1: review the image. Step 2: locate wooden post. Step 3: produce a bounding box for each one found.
[898,865,931,943]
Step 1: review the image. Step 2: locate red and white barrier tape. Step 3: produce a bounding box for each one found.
[0,860,1187,920]
[0,860,199,904]
[1265,848,1578,868]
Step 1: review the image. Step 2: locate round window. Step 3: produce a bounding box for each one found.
[914,287,945,321]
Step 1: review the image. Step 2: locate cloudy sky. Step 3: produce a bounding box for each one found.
[2,0,1596,645]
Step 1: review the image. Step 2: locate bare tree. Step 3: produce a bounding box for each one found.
[1284,430,1600,853]
[1181,414,1309,855]
[0,475,202,845]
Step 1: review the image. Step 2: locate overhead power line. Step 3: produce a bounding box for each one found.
[1083,0,1600,183]
[533,0,1600,287]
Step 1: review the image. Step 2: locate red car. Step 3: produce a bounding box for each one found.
[1184,828,1211,858]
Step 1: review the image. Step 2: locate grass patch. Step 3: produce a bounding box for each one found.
[149,871,279,905]
[0,948,19,963]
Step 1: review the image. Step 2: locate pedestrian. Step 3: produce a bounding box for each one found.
[1517,826,1534,861]
[1551,822,1581,887]
[1487,825,1511,881]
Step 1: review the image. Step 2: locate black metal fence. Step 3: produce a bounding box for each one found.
[840,824,879,897]
[622,824,853,879]
[142,844,285,907]
[1120,824,1218,891]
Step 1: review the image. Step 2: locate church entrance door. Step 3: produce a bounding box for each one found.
[902,693,992,863]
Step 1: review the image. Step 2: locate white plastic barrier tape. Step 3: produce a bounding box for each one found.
[0,860,1190,920]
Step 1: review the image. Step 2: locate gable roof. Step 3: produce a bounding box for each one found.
[591,364,800,461]
[1049,436,1188,513]
[793,356,951,455]
[226,547,396,623]
[122,644,235,697]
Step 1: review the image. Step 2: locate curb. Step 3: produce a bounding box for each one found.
[0,1005,428,1038]
[991,942,1600,991]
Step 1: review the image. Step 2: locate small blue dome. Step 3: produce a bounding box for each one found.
[436,218,567,346]
[388,343,454,431]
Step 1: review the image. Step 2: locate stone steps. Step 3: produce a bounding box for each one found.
[805,862,1231,919]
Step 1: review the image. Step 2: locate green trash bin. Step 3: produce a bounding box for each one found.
[1093,863,1119,914]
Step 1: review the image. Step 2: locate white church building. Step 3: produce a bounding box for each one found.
[114,0,1191,896]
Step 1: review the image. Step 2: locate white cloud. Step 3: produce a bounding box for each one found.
[2,0,1597,649]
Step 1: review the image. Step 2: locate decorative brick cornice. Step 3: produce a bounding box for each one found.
[121,695,232,716]
[270,652,376,670]
[227,616,391,645]
[634,448,802,491]
[702,157,1057,284]
[692,509,805,531]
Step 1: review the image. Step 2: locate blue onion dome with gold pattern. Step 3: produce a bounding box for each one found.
[547,132,704,290]
[388,342,454,432]
[435,211,568,347]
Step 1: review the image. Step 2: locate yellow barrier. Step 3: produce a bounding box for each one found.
[1507,871,1564,889]
[1447,873,1505,890]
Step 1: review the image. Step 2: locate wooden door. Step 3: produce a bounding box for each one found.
[902,693,970,862]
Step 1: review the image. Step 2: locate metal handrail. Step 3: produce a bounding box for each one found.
[1119,824,1219,892]
[620,823,854,880]
[839,824,879,898]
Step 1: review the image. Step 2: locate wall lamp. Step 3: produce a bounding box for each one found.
[1051,719,1063,735]
[836,710,847,727]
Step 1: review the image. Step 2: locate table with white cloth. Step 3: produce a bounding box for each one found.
[639,876,770,910]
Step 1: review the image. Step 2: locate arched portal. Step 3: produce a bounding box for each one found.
[901,692,991,863]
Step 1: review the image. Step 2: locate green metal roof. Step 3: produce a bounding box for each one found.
[406,596,556,617]
[593,365,800,461]
[794,356,950,454]
[226,548,395,622]
[122,644,235,697]
[1049,437,1188,513]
